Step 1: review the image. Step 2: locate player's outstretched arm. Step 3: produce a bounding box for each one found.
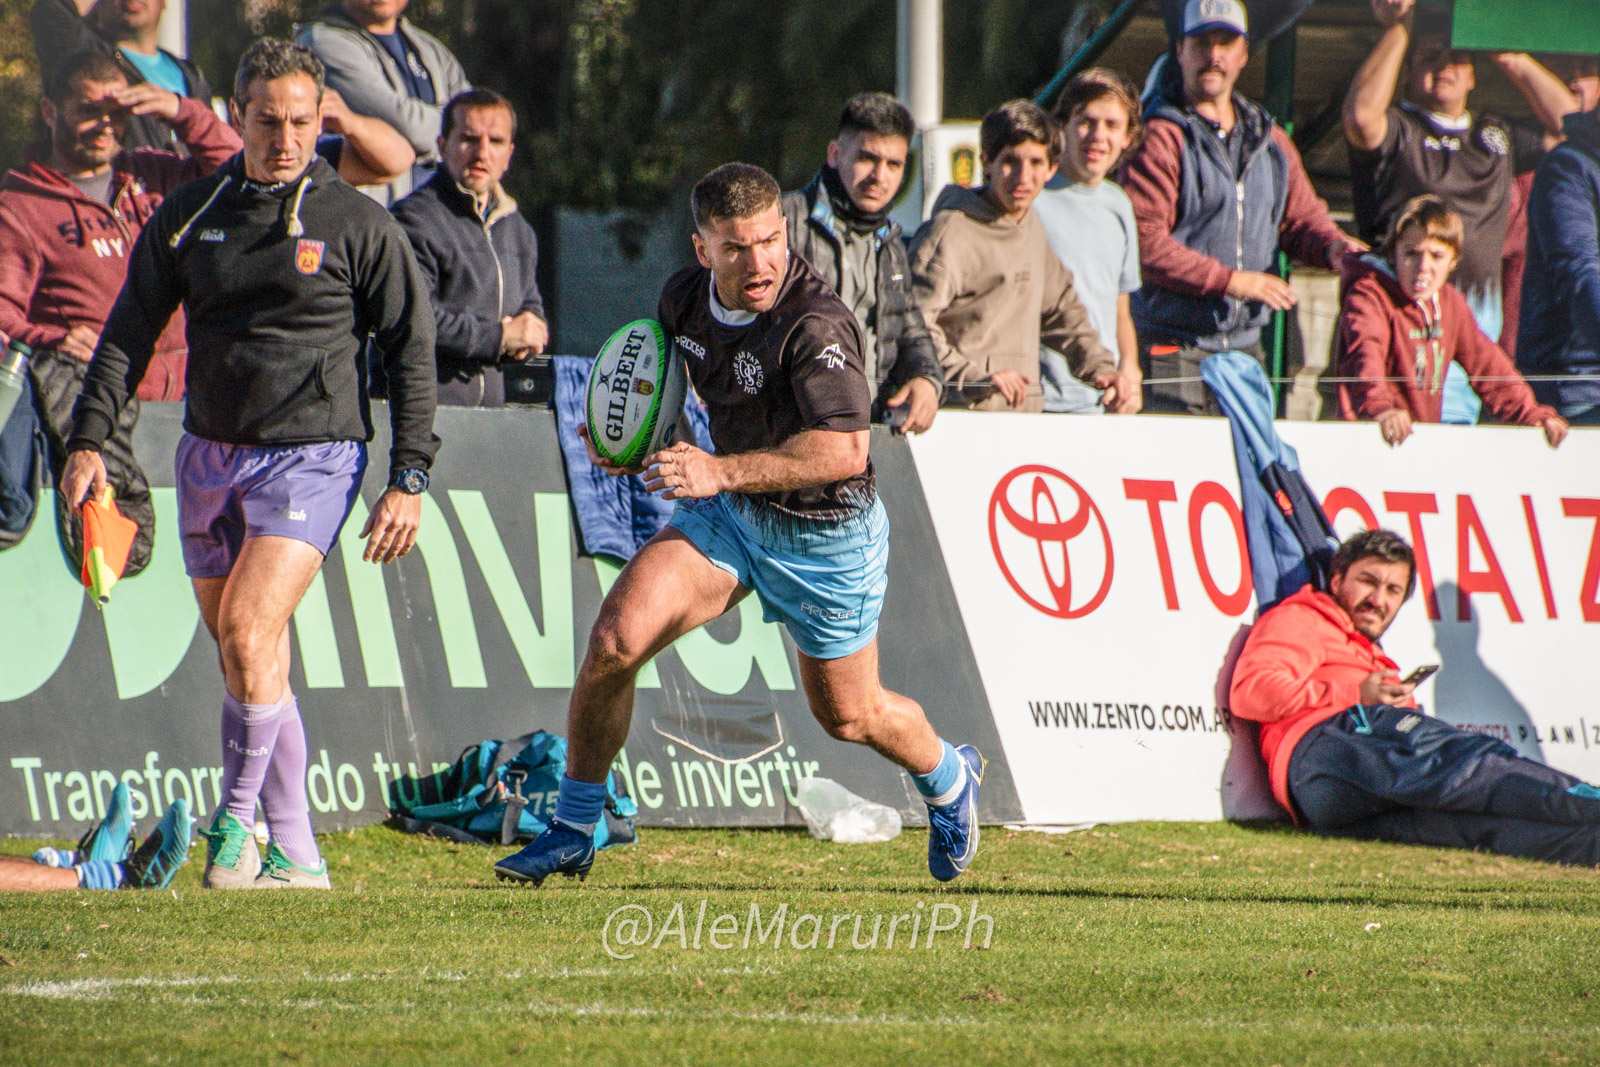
[643,429,868,501]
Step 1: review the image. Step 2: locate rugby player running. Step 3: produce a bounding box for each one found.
[495,163,982,886]
[61,39,438,889]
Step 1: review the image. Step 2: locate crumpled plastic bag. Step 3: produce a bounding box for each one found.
[796,776,902,843]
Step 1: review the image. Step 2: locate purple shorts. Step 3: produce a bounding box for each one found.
[175,434,367,579]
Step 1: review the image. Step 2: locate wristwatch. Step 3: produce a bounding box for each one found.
[390,468,429,495]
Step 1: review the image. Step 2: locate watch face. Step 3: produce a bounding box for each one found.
[395,469,428,494]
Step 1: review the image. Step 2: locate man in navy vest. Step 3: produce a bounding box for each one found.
[1120,0,1361,414]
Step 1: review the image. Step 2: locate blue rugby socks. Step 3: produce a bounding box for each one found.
[75,860,124,890]
[912,740,968,808]
[551,775,609,836]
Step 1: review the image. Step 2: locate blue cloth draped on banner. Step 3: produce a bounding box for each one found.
[552,354,712,562]
[1200,350,1339,616]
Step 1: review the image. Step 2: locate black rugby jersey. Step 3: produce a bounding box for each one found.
[657,254,874,520]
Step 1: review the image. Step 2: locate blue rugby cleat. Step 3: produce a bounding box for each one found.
[493,822,595,887]
[926,744,985,882]
[121,798,192,890]
[80,782,136,863]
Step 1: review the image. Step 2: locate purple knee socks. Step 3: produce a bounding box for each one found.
[220,691,286,823]
[259,694,319,867]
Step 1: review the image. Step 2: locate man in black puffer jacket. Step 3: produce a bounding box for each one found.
[782,92,943,433]
[391,89,546,407]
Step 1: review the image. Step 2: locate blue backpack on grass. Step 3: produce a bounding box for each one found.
[387,731,637,849]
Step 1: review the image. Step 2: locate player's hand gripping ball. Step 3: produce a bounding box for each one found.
[584,318,688,469]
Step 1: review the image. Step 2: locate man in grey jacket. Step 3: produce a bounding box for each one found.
[782,93,943,434]
[297,0,469,205]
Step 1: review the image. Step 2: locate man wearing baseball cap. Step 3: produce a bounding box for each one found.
[1121,0,1363,414]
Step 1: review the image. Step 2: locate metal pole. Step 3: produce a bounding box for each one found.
[157,0,186,58]
[897,0,942,128]
[1263,25,1298,413]
[1034,0,1144,108]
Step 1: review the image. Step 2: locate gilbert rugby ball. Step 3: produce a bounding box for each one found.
[585,318,687,468]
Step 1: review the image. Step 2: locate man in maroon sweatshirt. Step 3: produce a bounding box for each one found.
[0,49,240,400]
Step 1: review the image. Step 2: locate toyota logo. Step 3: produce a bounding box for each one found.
[988,465,1114,619]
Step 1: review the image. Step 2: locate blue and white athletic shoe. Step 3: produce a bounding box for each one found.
[493,822,595,886]
[927,744,985,882]
[121,798,192,890]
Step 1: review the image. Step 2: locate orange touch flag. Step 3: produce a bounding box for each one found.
[81,486,138,607]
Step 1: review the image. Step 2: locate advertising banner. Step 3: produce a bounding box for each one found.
[911,413,1600,826]
[0,405,1019,838]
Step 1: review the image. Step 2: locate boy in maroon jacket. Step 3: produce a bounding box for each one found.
[1336,194,1568,448]
[0,49,239,400]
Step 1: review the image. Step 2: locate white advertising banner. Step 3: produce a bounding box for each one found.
[910,413,1600,826]
[918,122,981,219]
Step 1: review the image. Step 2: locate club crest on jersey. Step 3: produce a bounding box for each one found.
[735,350,764,394]
[295,239,325,275]
[1479,125,1510,156]
[816,342,846,370]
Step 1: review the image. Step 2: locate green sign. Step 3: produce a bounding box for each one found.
[1453,0,1600,54]
[0,403,1018,835]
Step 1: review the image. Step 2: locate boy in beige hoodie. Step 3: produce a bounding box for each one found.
[908,99,1133,412]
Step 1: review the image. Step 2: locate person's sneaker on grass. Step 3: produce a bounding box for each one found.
[81,781,136,862]
[493,821,595,886]
[36,781,138,868]
[120,798,193,889]
[926,744,984,882]
[251,841,330,889]
[198,811,261,889]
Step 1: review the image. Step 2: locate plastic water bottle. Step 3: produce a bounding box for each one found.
[796,777,903,843]
[0,340,30,434]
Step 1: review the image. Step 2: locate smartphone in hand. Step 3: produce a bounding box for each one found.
[1402,664,1439,686]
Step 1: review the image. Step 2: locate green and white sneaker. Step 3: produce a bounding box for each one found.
[251,842,330,889]
[198,811,260,889]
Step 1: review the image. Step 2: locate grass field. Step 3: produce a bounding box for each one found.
[3,820,1598,1065]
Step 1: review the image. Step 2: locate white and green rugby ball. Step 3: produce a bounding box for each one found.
[585,318,688,468]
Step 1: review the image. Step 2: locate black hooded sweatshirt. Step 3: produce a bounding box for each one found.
[69,154,439,478]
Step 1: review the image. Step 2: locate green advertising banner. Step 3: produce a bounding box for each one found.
[1453,0,1600,54]
[0,405,1019,837]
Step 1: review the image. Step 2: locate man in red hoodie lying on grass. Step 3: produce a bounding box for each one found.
[1335,193,1568,449]
[1230,528,1600,866]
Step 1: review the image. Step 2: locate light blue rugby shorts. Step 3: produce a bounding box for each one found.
[668,493,889,660]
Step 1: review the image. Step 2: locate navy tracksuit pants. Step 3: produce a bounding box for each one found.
[1288,705,1600,866]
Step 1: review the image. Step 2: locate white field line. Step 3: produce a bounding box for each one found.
[2,971,984,1027]
[15,975,1600,1037]
[3,963,777,1001]
[4,975,242,1000]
